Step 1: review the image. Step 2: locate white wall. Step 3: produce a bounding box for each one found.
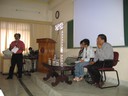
[50,0,74,58]
[0,0,52,21]
[0,0,53,72]
[51,0,128,87]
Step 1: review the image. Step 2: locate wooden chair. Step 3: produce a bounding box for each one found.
[98,51,120,89]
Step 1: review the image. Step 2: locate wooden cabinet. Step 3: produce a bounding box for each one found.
[37,38,56,73]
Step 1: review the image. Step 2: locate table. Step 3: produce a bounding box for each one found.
[43,64,75,87]
[23,56,38,72]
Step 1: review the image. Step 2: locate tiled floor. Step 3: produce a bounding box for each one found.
[32,72,128,96]
[0,72,128,96]
[0,74,47,96]
[0,75,28,96]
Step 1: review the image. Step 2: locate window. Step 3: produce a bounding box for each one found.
[0,21,30,54]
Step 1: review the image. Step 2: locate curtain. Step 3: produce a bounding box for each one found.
[0,21,30,54]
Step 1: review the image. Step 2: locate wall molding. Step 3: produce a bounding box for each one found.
[0,17,52,25]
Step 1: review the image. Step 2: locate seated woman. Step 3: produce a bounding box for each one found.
[73,39,95,82]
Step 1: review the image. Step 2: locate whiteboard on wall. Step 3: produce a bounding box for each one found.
[74,0,124,47]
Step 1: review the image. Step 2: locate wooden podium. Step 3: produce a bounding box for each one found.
[36,38,56,73]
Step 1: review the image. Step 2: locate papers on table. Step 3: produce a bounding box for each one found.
[75,61,81,63]
[2,49,12,57]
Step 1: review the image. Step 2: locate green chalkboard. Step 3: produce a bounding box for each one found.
[124,0,128,46]
[67,20,73,48]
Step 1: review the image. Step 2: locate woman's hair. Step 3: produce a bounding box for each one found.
[80,40,84,44]
[82,39,90,46]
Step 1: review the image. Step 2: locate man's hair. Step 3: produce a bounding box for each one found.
[98,34,107,42]
[29,47,32,50]
[14,33,21,38]
[82,39,90,46]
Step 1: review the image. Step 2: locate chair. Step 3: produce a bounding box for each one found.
[98,51,120,89]
[22,59,31,76]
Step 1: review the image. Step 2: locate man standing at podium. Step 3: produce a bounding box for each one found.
[7,33,25,79]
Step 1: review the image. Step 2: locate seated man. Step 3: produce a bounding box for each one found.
[73,39,95,82]
[28,47,35,57]
[87,34,113,87]
[24,47,37,73]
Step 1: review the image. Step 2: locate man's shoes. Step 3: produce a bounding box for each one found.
[94,82,104,88]
[6,77,12,79]
[99,81,104,87]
